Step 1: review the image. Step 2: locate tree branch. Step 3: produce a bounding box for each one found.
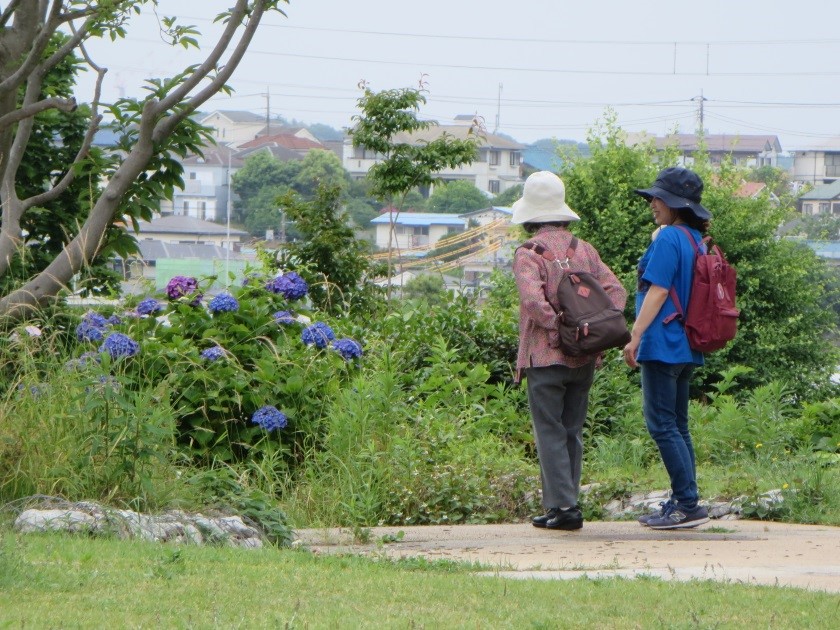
[0,96,77,132]
[153,0,268,140]
[0,0,62,97]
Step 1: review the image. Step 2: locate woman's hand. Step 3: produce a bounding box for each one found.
[623,336,640,369]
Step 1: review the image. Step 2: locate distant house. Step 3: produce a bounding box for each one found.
[370,212,466,250]
[791,137,840,185]
[344,116,525,196]
[159,144,243,222]
[625,133,782,168]
[134,215,249,250]
[200,110,267,148]
[119,215,253,293]
[798,180,840,215]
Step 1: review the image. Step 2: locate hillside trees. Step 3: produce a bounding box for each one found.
[0,0,287,320]
[427,179,488,213]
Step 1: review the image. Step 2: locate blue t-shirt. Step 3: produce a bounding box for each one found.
[635,225,704,366]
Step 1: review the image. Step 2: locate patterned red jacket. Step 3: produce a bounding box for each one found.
[513,225,627,383]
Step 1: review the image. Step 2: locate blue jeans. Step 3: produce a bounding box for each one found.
[640,361,699,508]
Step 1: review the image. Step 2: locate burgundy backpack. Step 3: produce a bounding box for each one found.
[520,238,630,357]
[666,225,740,352]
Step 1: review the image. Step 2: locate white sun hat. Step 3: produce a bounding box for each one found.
[511,171,580,224]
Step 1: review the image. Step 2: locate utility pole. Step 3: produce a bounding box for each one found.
[493,83,503,134]
[692,91,707,135]
[264,88,270,136]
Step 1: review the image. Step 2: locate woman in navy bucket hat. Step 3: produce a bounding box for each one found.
[623,166,711,530]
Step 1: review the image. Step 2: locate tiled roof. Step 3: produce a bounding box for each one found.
[238,133,323,150]
[656,134,782,153]
[390,125,525,150]
[135,215,248,236]
[799,179,840,200]
[131,240,248,261]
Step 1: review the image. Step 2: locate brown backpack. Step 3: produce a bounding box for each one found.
[520,238,631,357]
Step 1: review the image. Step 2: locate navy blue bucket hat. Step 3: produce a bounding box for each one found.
[635,167,712,220]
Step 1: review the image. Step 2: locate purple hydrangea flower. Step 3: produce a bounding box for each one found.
[331,338,363,362]
[136,298,163,316]
[106,314,122,326]
[99,332,139,359]
[200,346,225,361]
[301,322,336,349]
[208,292,239,314]
[265,271,308,301]
[273,310,296,325]
[251,405,288,432]
[165,275,202,303]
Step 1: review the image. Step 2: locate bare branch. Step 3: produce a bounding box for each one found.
[153,0,269,140]
[0,0,24,28]
[0,96,77,132]
[153,0,253,114]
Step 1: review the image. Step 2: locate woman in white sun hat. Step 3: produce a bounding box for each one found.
[512,171,626,531]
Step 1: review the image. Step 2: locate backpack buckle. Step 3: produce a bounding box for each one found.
[557,257,571,270]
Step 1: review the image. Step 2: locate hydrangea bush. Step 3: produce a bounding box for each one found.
[62,273,362,466]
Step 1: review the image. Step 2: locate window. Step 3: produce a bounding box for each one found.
[833,202,840,215]
[488,180,500,194]
[825,153,840,178]
[819,203,830,214]
[183,201,189,213]
[489,150,500,166]
[509,151,520,167]
[412,226,429,236]
[189,172,197,180]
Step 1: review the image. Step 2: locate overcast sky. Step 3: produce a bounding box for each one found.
[73,0,840,151]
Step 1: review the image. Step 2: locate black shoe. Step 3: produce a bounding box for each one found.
[531,508,560,528]
[546,506,583,531]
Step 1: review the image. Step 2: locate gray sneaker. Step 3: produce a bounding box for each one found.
[647,503,709,530]
[638,501,671,526]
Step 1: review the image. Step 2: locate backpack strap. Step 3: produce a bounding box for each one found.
[519,237,578,269]
[663,225,701,324]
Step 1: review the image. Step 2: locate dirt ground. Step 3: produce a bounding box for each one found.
[294,520,840,593]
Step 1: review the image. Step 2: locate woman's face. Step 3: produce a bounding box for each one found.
[650,197,673,226]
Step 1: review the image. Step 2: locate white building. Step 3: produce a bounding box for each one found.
[344,118,525,196]
[370,212,466,250]
[792,137,840,185]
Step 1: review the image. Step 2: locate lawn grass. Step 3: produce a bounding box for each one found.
[0,531,835,628]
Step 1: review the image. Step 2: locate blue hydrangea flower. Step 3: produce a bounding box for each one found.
[265,271,308,301]
[208,292,239,314]
[273,310,296,325]
[331,338,363,362]
[136,298,162,316]
[166,275,202,304]
[106,314,122,326]
[201,346,225,361]
[99,332,139,359]
[75,320,106,342]
[65,351,102,371]
[83,311,108,328]
[251,405,288,432]
[301,322,335,349]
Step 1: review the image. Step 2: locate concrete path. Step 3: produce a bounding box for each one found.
[295,520,840,593]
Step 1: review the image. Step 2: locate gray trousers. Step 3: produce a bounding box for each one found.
[525,362,595,510]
